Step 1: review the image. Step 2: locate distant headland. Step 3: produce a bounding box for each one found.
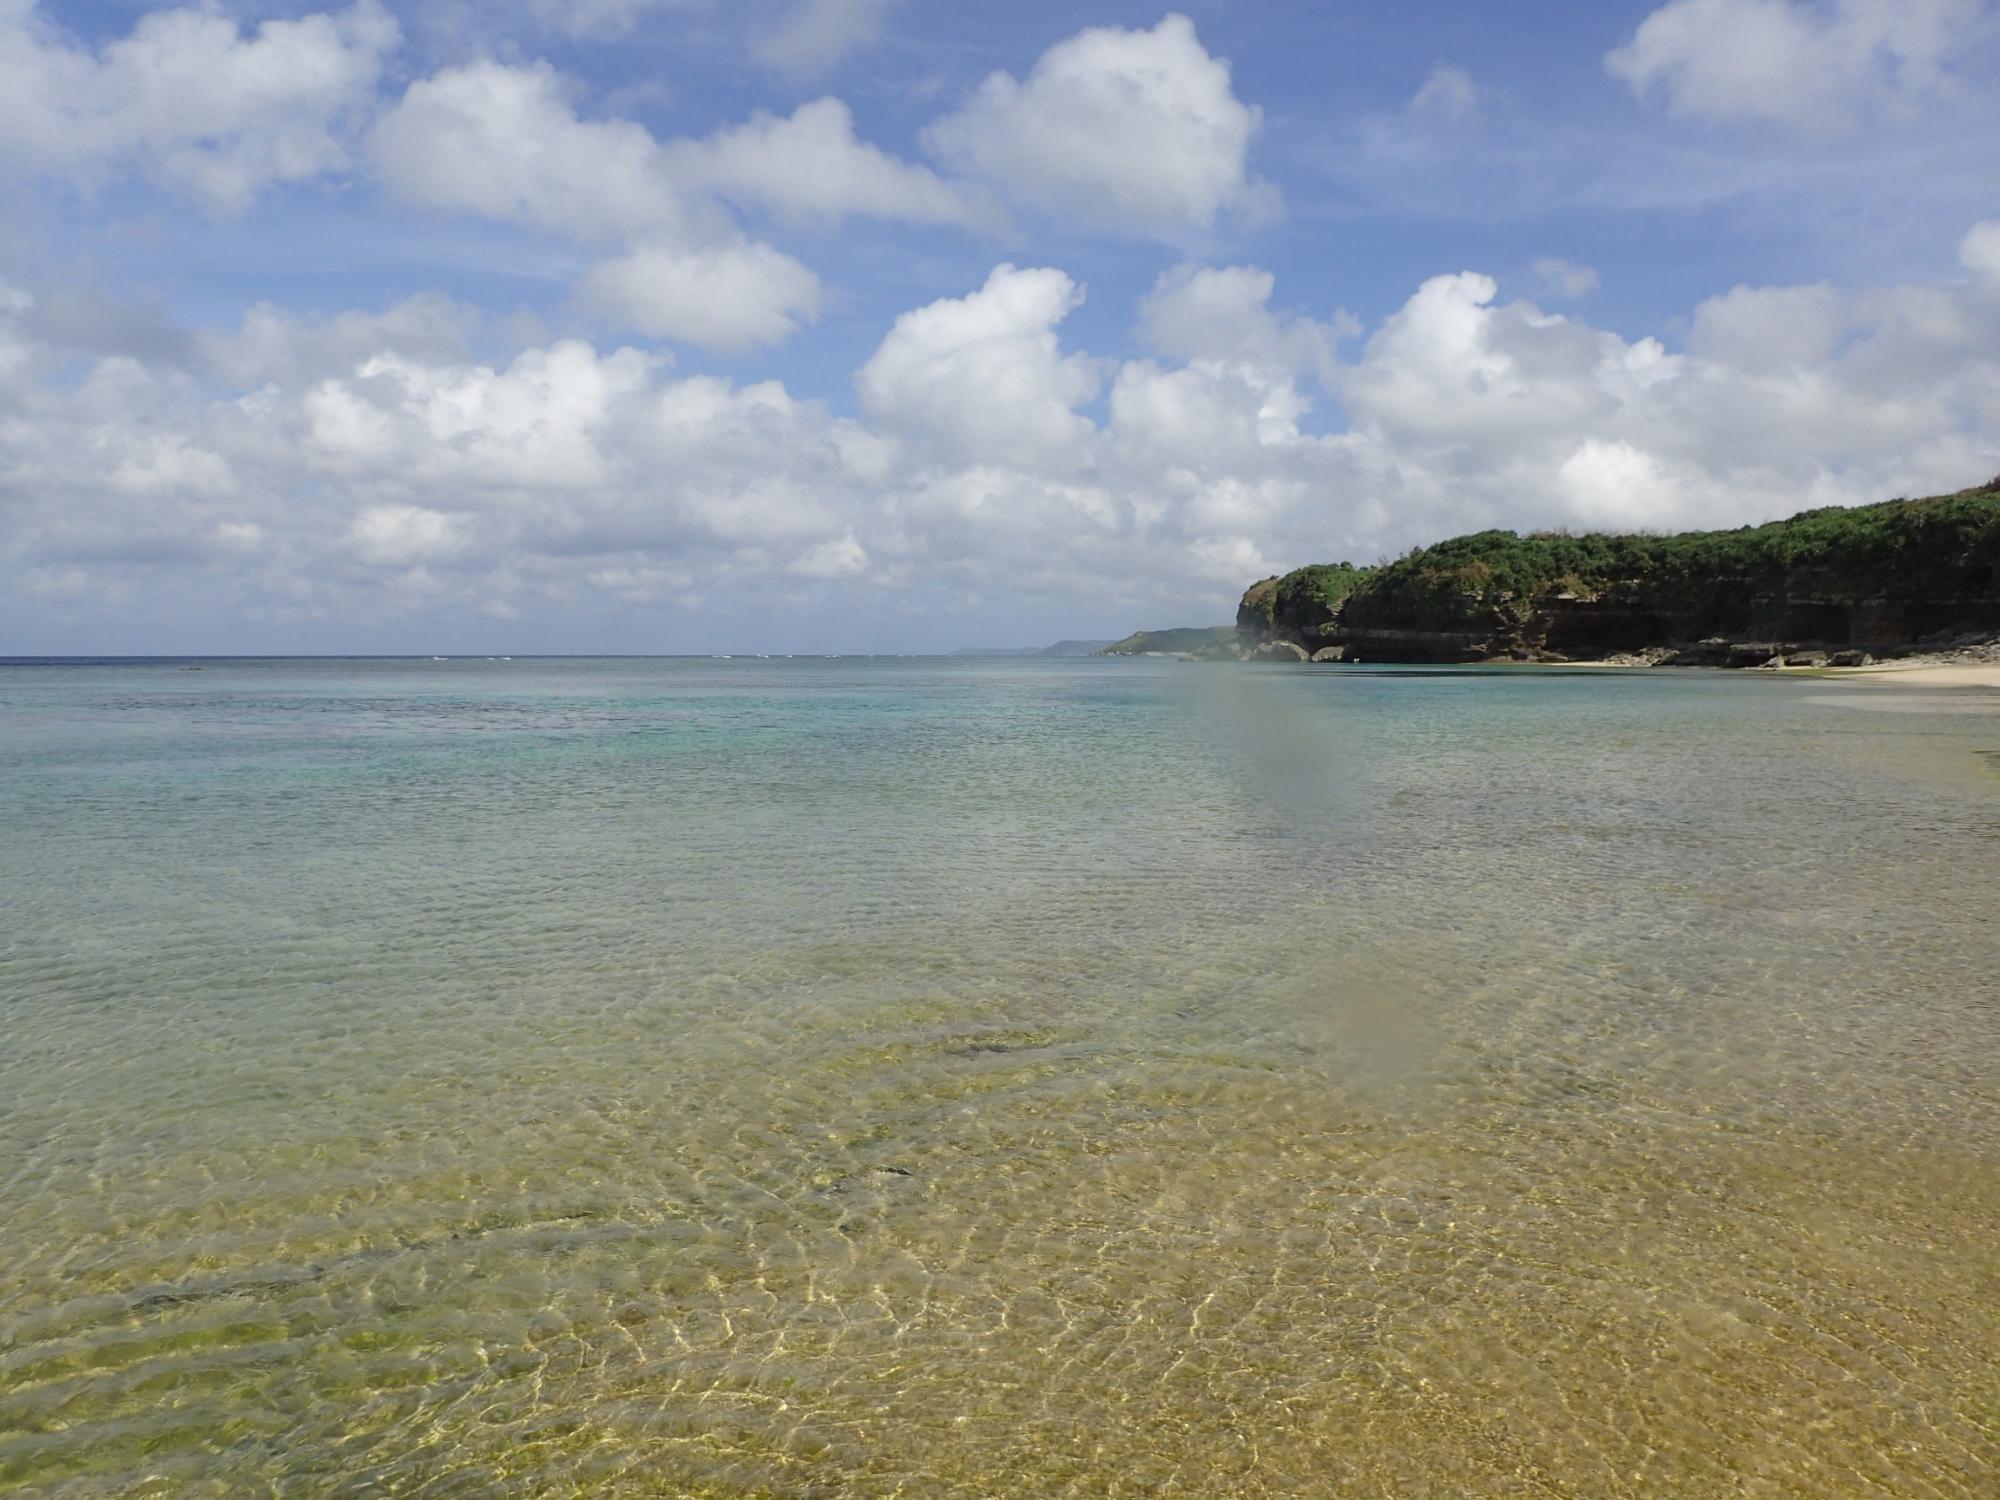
[952,640,1116,658]
[1117,482,2000,671]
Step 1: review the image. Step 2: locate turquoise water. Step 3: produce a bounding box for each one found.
[1,657,1997,1496]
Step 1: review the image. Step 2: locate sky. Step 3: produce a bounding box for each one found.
[2,0,1998,653]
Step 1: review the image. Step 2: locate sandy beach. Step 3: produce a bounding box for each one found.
[1533,655,2000,688]
[1820,644,2000,689]
[1840,662,2000,688]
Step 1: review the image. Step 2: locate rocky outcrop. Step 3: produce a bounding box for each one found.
[1237,563,1373,652]
[1239,486,2000,666]
[1250,639,1309,660]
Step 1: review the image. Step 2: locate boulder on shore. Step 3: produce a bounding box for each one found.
[1728,641,1788,664]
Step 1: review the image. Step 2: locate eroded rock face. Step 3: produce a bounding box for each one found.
[1236,489,2000,665]
[1251,639,1309,661]
[1232,488,2000,664]
[1236,578,1280,645]
[1236,582,1999,667]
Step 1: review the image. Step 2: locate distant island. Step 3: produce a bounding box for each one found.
[1100,627,1241,658]
[953,640,1115,657]
[1230,483,2000,666]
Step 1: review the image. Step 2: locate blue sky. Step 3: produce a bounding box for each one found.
[3,0,1998,652]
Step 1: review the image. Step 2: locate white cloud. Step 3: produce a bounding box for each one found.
[1108,357,1313,475]
[1530,258,1601,300]
[205,294,482,391]
[1963,221,2000,284]
[1555,439,1699,530]
[923,14,1274,236]
[577,241,823,352]
[789,531,869,577]
[1338,272,1625,447]
[369,61,704,241]
[370,61,995,349]
[1607,0,1993,131]
[1136,263,1350,375]
[1686,282,1844,370]
[305,341,658,490]
[1410,64,1480,122]
[669,97,995,231]
[0,0,398,213]
[367,60,1000,348]
[1334,266,1997,538]
[3,245,1998,642]
[374,61,991,241]
[753,0,900,78]
[347,504,467,565]
[857,264,1102,469]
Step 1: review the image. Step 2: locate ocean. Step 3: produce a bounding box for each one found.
[1,656,1996,1496]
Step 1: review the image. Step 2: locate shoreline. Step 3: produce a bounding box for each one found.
[1354,653,2000,687]
[1547,655,2000,689]
[1541,657,2000,689]
[1827,660,2000,689]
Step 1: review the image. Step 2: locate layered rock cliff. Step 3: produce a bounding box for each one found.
[1239,484,2000,664]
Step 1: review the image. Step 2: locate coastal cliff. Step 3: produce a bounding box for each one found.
[1238,484,2000,665]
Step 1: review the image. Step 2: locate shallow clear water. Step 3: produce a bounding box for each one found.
[1,657,1996,1497]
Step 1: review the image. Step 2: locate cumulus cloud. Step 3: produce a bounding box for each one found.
[1685,282,1845,369]
[667,97,995,231]
[1136,263,1353,375]
[577,241,824,352]
[1607,0,1994,131]
[1336,267,1997,532]
[369,60,705,241]
[369,60,993,348]
[923,14,1274,237]
[753,0,900,78]
[857,264,1102,469]
[374,61,990,241]
[203,294,482,391]
[0,0,398,213]
[305,340,659,491]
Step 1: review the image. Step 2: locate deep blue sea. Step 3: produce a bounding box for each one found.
[2,656,1996,1496]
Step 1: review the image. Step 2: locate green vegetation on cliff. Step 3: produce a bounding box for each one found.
[1245,483,2000,660]
[1239,562,1374,636]
[1354,487,2000,627]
